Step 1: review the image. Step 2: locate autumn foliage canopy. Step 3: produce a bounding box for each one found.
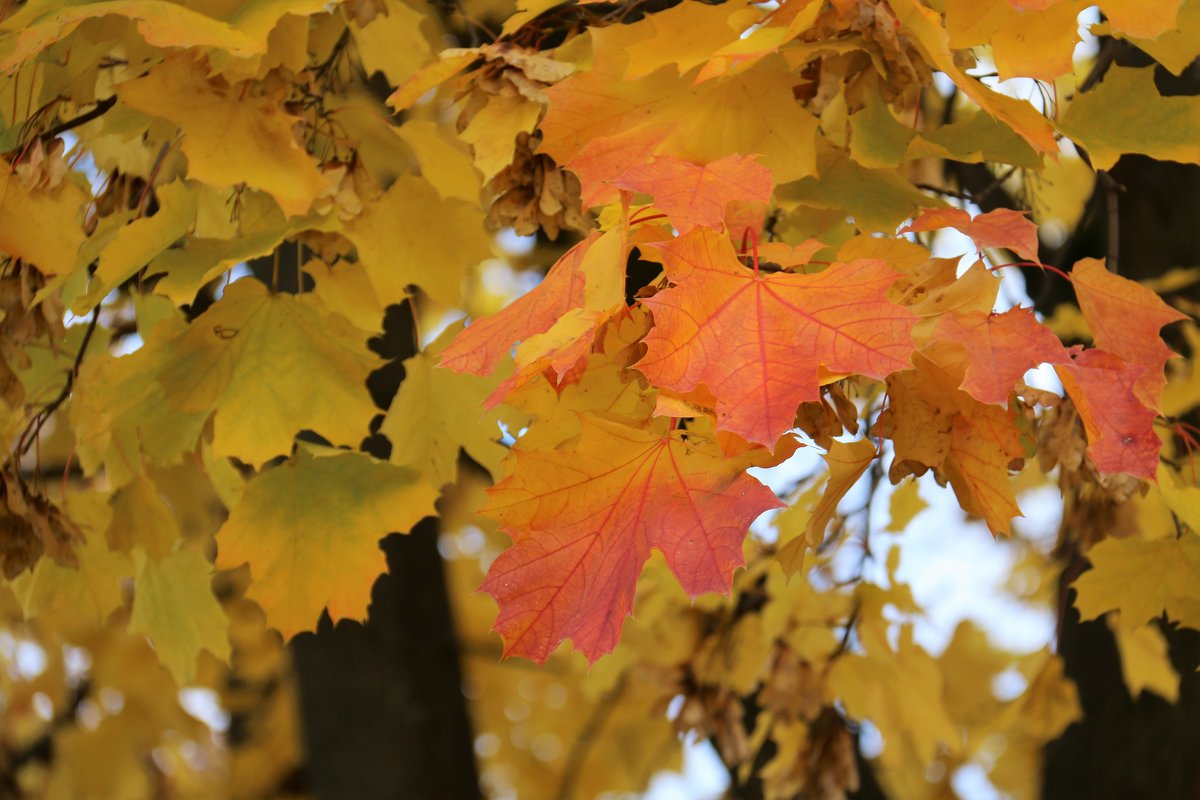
[0,0,1198,796]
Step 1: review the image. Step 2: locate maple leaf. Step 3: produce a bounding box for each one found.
[129,548,230,685]
[1070,257,1187,410]
[0,3,255,70]
[0,159,87,276]
[1073,530,1200,631]
[637,227,917,446]
[81,180,198,309]
[1109,618,1180,702]
[480,415,782,663]
[116,54,328,217]
[947,0,1083,82]
[879,362,1025,535]
[900,207,1041,262]
[614,155,773,234]
[216,448,438,639]
[1056,349,1160,478]
[71,313,209,487]
[381,330,523,485]
[157,278,381,468]
[776,437,878,574]
[440,227,626,376]
[928,307,1069,405]
[10,493,130,626]
[343,175,491,307]
[829,623,961,768]
[1059,66,1200,171]
[5,0,1200,787]
[888,0,1059,155]
[502,308,655,451]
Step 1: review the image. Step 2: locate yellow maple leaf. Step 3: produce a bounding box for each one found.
[828,623,961,768]
[1109,616,1180,702]
[129,547,231,685]
[158,278,381,467]
[71,313,210,487]
[215,448,438,638]
[117,54,327,216]
[343,175,491,306]
[80,179,198,311]
[1074,530,1200,630]
[10,492,131,628]
[0,158,87,276]
[1059,66,1200,170]
[381,332,520,485]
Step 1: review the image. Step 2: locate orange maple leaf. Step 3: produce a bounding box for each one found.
[900,207,1040,262]
[637,228,917,447]
[614,154,773,233]
[1057,349,1160,478]
[440,231,610,376]
[880,362,1025,535]
[1071,258,1187,410]
[480,415,782,663]
[930,307,1069,405]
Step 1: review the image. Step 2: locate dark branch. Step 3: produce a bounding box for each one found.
[39,96,116,142]
[15,306,100,458]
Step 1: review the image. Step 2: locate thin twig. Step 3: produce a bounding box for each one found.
[38,95,116,142]
[1098,170,1123,273]
[555,670,629,800]
[15,306,100,458]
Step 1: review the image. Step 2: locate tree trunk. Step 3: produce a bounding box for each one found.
[289,295,482,800]
[1037,46,1200,800]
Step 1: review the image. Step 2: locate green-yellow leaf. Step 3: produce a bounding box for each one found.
[381,345,511,486]
[105,476,180,560]
[129,547,231,685]
[849,91,916,169]
[79,179,198,311]
[1060,66,1200,170]
[777,145,939,232]
[215,448,439,638]
[71,314,209,487]
[150,191,338,306]
[158,278,382,467]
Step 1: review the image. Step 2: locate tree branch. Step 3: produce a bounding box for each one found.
[39,96,116,142]
[555,670,629,800]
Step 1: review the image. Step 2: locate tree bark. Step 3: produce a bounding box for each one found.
[289,296,482,800]
[1037,46,1200,800]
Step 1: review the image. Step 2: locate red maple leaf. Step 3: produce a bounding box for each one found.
[440,233,599,376]
[636,228,917,447]
[480,415,782,663]
[900,207,1040,262]
[930,306,1069,405]
[614,154,773,233]
[1071,257,1187,410]
[1057,349,1160,478]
